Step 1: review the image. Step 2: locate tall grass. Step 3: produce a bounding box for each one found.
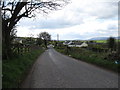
[56,47,119,72]
[3,48,44,88]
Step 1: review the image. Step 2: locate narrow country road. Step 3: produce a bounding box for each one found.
[21,48,118,88]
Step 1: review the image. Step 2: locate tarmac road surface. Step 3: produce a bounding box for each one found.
[21,48,118,88]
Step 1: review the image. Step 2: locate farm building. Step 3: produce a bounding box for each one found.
[13,38,23,44]
[76,42,88,47]
[67,42,88,48]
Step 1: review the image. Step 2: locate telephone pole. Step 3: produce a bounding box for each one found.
[57,34,59,41]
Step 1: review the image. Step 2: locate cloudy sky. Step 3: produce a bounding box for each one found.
[17,0,119,40]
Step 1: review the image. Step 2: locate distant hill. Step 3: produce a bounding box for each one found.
[89,36,120,40]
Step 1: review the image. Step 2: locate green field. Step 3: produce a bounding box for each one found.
[93,39,120,43]
[95,40,107,43]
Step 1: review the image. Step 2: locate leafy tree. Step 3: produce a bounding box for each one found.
[36,36,43,46]
[107,37,116,52]
[26,34,35,45]
[38,32,51,48]
[1,0,68,59]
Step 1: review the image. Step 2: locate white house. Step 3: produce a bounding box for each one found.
[63,41,72,45]
[68,45,76,47]
[80,42,88,47]
[68,42,88,47]
[47,44,54,48]
[13,38,23,44]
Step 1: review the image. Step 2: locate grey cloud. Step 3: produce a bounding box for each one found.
[107,25,118,30]
[18,1,117,30]
[16,1,118,40]
[29,17,83,29]
[94,2,117,19]
[59,33,86,40]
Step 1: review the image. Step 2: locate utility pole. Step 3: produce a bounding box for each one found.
[57,34,59,41]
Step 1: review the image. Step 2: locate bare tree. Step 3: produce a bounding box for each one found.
[1,0,68,59]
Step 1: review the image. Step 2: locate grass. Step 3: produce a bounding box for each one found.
[0,60,1,89]
[56,47,119,72]
[95,39,120,43]
[3,48,44,88]
[95,40,107,43]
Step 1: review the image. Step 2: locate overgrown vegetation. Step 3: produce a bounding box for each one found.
[107,37,116,51]
[3,47,45,88]
[56,47,119,72]
[55,38,120,72]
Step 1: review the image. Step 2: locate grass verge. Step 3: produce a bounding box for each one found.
[3,48,44,88]
[55,47,119,73]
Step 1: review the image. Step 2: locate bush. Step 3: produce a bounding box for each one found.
[55,47,119,72]
[3,48,44,88]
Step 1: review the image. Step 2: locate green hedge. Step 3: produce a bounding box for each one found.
[3,48,44,88]
[55,47,119,72]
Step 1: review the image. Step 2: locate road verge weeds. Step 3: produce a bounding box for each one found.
[3,47,45,88]
[55,47,119,73]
